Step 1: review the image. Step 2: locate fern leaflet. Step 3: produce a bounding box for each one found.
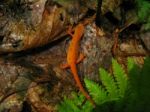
[112,59,127,97]
[84,78,108,105]
[99,68,118,100]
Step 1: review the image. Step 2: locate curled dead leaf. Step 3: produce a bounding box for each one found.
[0,2,68,53]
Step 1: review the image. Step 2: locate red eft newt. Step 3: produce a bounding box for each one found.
[61,23,95,106]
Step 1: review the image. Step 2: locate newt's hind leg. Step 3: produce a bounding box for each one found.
[60,53,85,69]
[60,63,70,69]
[77,53,85,63]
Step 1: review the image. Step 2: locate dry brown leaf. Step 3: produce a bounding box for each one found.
[0,4,68,53]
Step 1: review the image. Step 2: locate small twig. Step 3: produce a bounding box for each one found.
[112,28,120,57]
[112,21,147,58]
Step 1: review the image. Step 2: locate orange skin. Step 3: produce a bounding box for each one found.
[61,23,95,106]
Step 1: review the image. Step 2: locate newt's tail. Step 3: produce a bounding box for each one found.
[70,64,95,107]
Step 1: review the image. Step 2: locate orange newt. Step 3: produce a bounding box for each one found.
[61,23,95,106]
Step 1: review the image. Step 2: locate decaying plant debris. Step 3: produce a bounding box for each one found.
[0,0,69,53]
[0,0,149,112]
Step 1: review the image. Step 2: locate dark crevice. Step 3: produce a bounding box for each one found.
[96,0,102,27]
[12,40,22,48]
[59,13,64,21]
[104,12,120,25]
[0,35,4,44]
[21,101,32,112]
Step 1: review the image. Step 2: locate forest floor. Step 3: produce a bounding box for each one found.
[0,0,149,112]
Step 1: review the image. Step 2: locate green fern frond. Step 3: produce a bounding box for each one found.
[58,57,150,112]
[138,57,150,103]
[127,58,141,93]
[84,78,108,105]
[70,92,84,105]
[58,93,93,112]
[126,57,150,112]
[112,59,127,97]
[58,96,81,112]
[99,68,118,100]
[127,58,135,72]
[80,101,93,112]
